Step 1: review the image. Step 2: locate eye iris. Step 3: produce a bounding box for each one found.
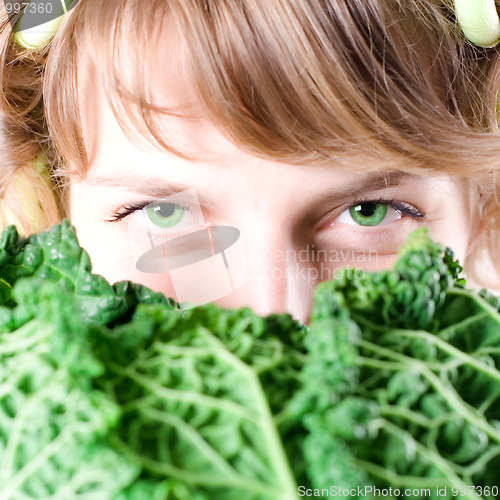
[146,203,184,228]
[349,203,388,226]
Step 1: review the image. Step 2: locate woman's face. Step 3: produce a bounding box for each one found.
[69,51,475,324]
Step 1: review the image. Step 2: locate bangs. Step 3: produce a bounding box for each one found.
[44,0,500,180]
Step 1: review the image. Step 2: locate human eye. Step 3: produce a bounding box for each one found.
[106,200,201,233]
[315,197,427,259]
[335,198,425,227]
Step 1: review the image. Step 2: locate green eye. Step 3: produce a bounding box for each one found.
[349,202,388,226]
[146,203,185,228]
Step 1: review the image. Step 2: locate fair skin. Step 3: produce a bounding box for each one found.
[69,39,476,325]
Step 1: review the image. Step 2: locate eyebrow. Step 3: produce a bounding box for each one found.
[86,170,420,202]
[315,170,421,204]
[86,175,198,199]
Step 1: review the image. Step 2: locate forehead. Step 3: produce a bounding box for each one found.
[76,33,400,180]
[61,0,467,179]
[78,19,207,157]
[79,72,466,214]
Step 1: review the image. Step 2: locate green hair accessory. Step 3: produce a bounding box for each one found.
[12,1,76,50]
[454,0,500,47]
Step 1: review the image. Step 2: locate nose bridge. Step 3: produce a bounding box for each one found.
[245,232,289,307]
[215,223,317,323]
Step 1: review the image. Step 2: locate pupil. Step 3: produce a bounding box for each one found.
[155,204,175,217]
[360,203,376,217]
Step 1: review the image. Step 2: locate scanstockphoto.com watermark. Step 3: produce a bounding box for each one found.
[298,485,499,497]
[5,1,79,31]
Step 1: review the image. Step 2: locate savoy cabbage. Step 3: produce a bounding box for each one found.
[0,220,499,499]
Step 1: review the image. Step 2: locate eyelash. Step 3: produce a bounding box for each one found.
[105,197,426,224]
[105,201,192,223]
[345,197,426,220]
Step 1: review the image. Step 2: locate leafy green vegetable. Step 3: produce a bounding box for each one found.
[0,221,308,499]
[0,220,499,499]
[0,278,139,499]
[298,229,500,498]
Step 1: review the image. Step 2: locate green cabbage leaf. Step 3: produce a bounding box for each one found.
[0,221,499,499]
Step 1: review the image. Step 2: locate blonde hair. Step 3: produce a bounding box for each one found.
[1,0,500,286]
